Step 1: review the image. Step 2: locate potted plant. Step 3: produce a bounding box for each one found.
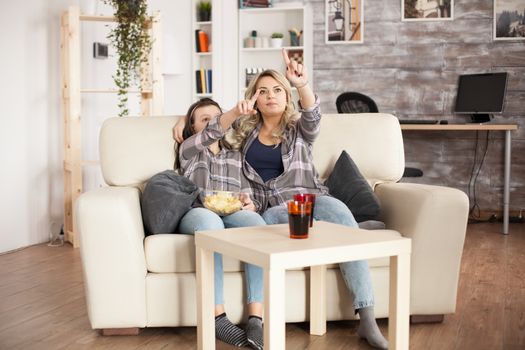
[103,0,152,116]
[271,32,283,48]
[197,1,211,22]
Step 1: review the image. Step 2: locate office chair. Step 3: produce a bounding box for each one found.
[335,92,423,178]
[336,92,379,113]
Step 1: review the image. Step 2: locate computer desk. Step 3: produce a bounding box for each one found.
[400,123,519,234]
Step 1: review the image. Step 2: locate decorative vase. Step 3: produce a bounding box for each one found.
[290,33,300,46]
[244,37,255,48]
[198,9,211,21]
[271,38,282,48]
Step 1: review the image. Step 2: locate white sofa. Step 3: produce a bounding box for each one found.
[76,113,469,333]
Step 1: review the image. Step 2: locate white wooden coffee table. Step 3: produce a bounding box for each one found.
[195,221,411,350]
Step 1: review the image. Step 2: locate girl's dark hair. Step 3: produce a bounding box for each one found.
[182,98,222,140]
[175,98,223,171]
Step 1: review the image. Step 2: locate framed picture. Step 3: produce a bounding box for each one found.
[402,0,453,21]
[494,0,525,40]
[325,0,364,44]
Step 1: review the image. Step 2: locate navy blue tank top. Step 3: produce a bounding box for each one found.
[245,137,284,182]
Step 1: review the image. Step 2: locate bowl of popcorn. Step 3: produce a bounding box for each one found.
[202,190,243,216]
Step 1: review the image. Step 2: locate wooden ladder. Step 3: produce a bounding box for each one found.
[60,5,164,247]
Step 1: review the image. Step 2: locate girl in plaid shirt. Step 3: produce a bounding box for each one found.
[174,97,266,349]
[228,49,388,350]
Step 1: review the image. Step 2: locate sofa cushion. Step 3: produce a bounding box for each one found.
[144,234,244,273]
[100,116,181,186]
[141,170,200,235]
[358,220,386,230]
[312,114,405,188]
[325,151,381,222]
[144,230,401,273]
[99,114,404,189]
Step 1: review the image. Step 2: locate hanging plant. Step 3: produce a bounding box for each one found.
[104,0,152,116]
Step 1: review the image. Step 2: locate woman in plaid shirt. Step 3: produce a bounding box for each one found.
[175,97,266,349]
[228,50,388,350]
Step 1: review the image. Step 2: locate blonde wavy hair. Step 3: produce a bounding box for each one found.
[228,69,298,150]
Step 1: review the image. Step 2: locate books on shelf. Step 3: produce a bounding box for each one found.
[240,0,272,8]
[195,69,213,94]
[195,29,209,53]
[245,67,265,87]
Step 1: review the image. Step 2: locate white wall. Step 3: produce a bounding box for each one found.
[0,0,192,253]
[0,0,70,253]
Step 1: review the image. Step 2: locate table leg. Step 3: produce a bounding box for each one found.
[264,268,286,350]
[310,265,327,335]
[503,130,511,235]
[388,253,411,350]
[196,246,215,350]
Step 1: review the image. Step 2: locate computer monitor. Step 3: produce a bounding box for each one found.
[454,72,508,123]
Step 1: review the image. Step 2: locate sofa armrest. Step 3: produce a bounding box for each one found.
[375,182,469,315]
[75,186,147,329]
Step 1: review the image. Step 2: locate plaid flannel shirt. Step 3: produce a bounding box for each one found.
[242,96,329,213]
[179,116,257,206]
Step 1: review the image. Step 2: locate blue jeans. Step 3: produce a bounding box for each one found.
[262,195,375,310]
[178,207,265,306]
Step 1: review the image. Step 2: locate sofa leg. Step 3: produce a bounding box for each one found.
[410,314,444,324]
[99,327,142,336]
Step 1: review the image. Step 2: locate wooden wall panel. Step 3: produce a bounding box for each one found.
[507,68,525,90]
[395,20,492,44]
[454,1,492,18]
[289,0,525,213]
[314,42,446,69]
[504,92,525,113]
[443,43,525,68]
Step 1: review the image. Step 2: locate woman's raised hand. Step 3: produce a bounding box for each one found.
[282,48,308,88]
[236,89,260,116]
[220,89,261,130]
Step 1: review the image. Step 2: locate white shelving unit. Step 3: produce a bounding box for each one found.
[240,46,304,52]
[192,1,214,101]
[238,4,312,99]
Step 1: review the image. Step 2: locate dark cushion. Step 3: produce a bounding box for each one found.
[141,170,200,235]
[324,151,381,222]
[358,220,386,230]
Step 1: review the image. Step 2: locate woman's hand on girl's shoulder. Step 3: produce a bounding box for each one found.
[240,193,256,212]
[173,118,186,143]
